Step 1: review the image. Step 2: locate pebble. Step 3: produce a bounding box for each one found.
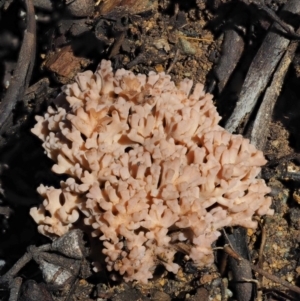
[178,37,196,55]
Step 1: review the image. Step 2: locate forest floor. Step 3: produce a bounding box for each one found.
[1,0,300,300]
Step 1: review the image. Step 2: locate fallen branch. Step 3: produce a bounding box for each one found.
[0,0,36,145]
[213,27,245,94]
[224,229,253,301]
[225,0,300,134]
[223,244,300,295]
[250,28,300,150]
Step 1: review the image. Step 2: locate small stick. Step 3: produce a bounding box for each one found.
[8,277,22,301]
[223,228,253,301]
[250,27,300,150]
[0,244,51,285]
[223,244,300,295]
[251,264,300,295]
[221,278,228,301]
[258,218,267,270]
[180,36,213,42]
[109,31,126,59]
[0,253,32,286]
[213,28,245,94]
[223,244,242,261]
[225,0,300,133]
[166,49,180,74]
[257,4,300,40]
[0,0,36,140]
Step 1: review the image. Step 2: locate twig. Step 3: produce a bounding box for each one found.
[64,278,78,301]
[251,264,300,295]
[250,27,300,150]
[0,244,51,286]
[223,244,300,295]
[0,0,36,141]
[166,49,180,74]
[213,27,245,94]
[179,35,213,42]
[109,31,126,59]
[126,49,145,69]
[252,216,267,273]
[257,4,300,40]
[221,278,228,301]
[225,0,300,133]
[258,218,267,270]
[224,228,253,301]
[8,277,22,301]
[264,289,297,301]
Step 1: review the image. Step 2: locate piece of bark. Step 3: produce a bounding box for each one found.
[8,277,22,301]
[224,243,300,296]
[98,0,158,15]
[250,29,300,150]
[0,244,51,286]
[214,28,245,94]
[0,0,36,143]
[225,0,300,133]
[44,45,90,84]
[226,228,254,301]
[19,280,54,301]
[65,0,94,17]
[32,0,53,11]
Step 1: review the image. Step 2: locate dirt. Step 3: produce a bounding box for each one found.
[1,0,300,300]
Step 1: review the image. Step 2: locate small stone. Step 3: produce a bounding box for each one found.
[247,228,254,236]
[226,289,233,298]
[152,291,171,301]
[155,64,164,73]
[286,274,293,282]
[293,190,300,205]
[153,38,170,52]
[178,38,196,55]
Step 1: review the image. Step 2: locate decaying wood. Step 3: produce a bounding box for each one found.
[44,45,90,84]
[256,3,300,40]
[213,27,245,94]
[224,244,300,296]
[225,0,300,134]
[0,0,36,144]
[225,228,253,301]
[251,265,300,295]
[0,244,51,286]
[8,277,22,301]
[250,28,300,150]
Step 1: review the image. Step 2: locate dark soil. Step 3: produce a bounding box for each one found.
[1,0,300,300]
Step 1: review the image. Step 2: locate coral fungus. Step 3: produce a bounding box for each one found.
[30,60,273,282]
